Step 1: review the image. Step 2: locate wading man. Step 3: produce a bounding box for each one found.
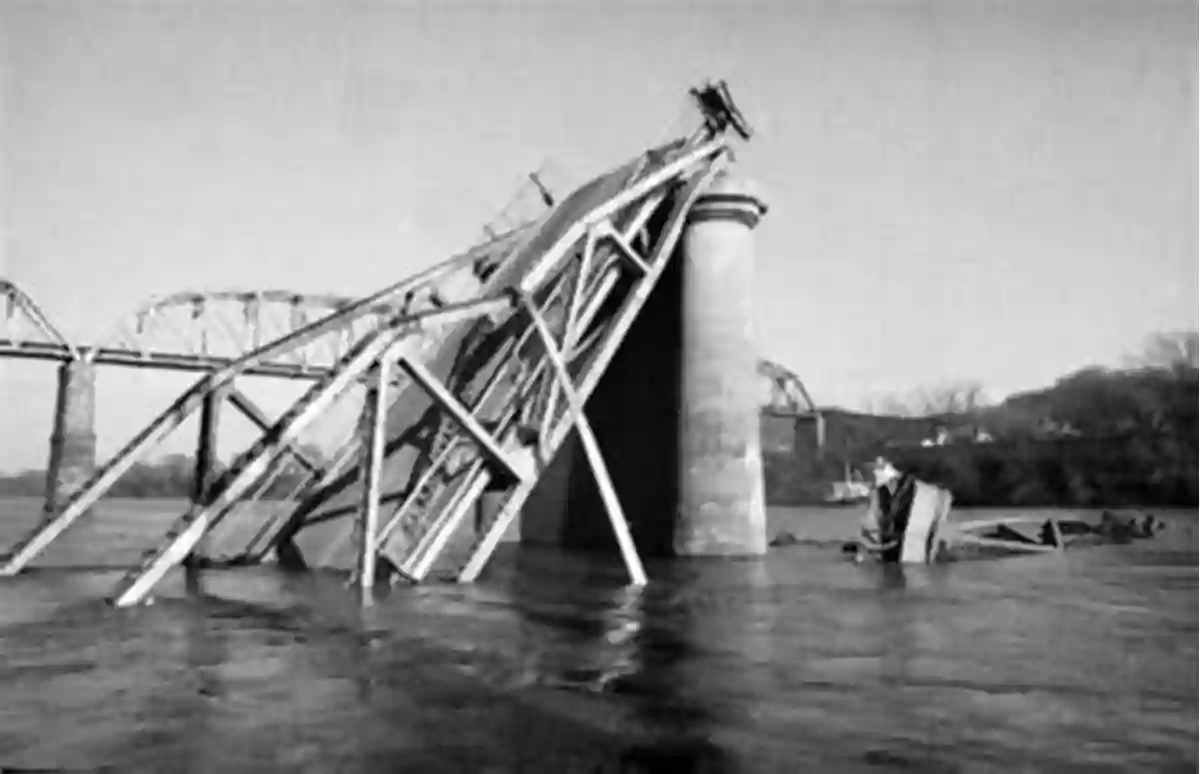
[857,456,918,563]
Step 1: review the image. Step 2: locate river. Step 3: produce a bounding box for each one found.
[0,497,1195,772]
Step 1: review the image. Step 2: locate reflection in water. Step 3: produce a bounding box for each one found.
[504,551,745,771]
[508,554,794,772]
[870,563,916,691]
[180,594,230,768]
[0,504,1196,771]
[617,581,737,773]
[877,563,909,592]
[867,565,920,760]
[185,594,229,701]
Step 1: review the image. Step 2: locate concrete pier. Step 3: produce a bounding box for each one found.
[191,388,224,506]
[675,173,769,556]
[522,169,769,558]
[44,360,97,515]
[520,239,682,556]
[188,387,225,567]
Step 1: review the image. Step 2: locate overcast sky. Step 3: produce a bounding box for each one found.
[0,0,1195,470]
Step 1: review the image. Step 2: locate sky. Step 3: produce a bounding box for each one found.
[0,0,1196,471]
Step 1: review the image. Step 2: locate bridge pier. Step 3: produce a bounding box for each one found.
[185,385,226,576]
[522,170,770,558]
[43,360,97,516]
[675,172,769,556]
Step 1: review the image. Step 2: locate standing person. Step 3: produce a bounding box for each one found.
[857,456,918,563]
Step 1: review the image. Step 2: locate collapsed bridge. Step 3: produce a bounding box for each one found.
[0,81,819,607]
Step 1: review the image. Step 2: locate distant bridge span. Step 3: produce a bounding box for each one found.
[0,278,822,417]
[0,163,562,381]
[1,279,426,380]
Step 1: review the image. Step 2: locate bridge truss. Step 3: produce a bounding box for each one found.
[0,81,816,608]
[0,163,564,380]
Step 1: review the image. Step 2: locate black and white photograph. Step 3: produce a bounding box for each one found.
[0,1,1195,771]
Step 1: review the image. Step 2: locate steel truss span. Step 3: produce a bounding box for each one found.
[0,81,786,609]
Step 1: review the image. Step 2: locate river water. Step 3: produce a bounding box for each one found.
[0,498,1195,772]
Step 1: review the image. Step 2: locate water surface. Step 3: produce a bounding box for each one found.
[0,498,1195,772]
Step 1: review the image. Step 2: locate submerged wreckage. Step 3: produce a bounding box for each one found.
[940,508,1168,560]
[848,459,1165,564]
[773,457,1169,564]
[1,80,786,606]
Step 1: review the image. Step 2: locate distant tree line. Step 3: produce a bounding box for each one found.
[768,331,1199,508]
[0,446,329,502]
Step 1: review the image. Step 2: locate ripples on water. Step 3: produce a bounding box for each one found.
[0,500,1195,772]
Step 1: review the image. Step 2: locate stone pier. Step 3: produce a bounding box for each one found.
[674,172,769,555]
[44,359,97,515]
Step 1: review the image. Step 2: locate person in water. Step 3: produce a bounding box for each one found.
[856,457,918,563]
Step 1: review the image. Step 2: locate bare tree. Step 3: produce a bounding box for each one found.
[864,380,990,417]
[913,381,987,415]
[874,394,918,417]
[1129,330,1199,371]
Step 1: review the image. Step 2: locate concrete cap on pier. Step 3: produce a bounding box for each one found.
[686,170,769,230]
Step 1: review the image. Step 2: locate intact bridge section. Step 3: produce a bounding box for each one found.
[0,82,823,608]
